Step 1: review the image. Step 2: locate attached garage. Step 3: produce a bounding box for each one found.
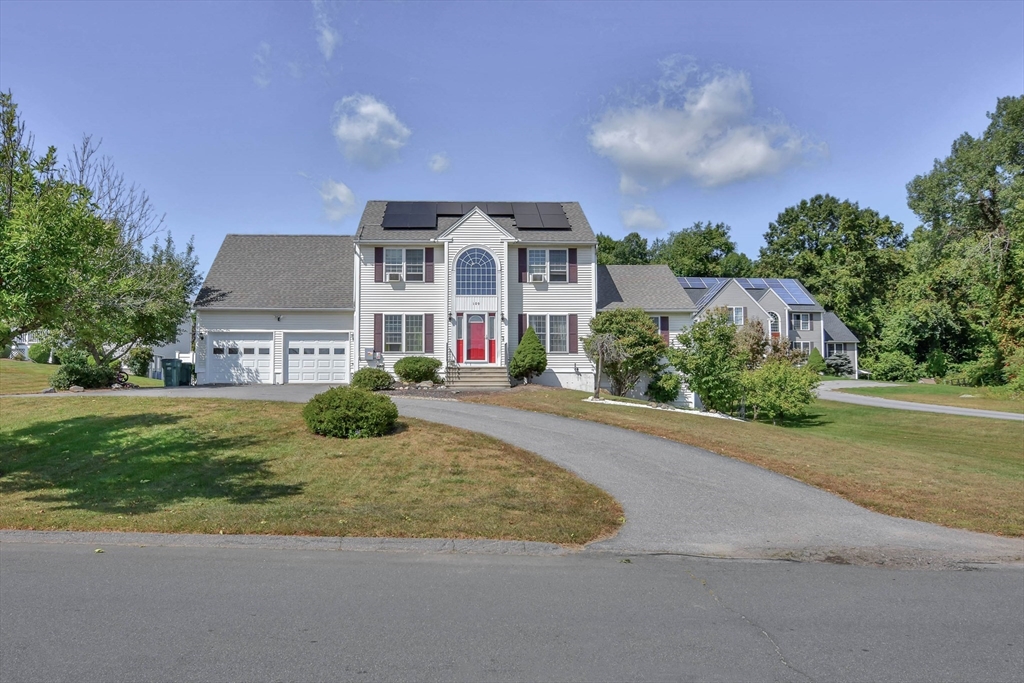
[193,235,356,386]
[285,334,350,383]
[208,333,273,384]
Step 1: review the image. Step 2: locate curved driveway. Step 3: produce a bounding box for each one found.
[817,380,1024,421]
[17,384,1023,563]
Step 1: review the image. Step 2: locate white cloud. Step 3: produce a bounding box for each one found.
[428,153,450,173]
[589,60,825,190]
[331,94,411,168]
[252,42,271,88]
[319,178,356,222]
[287,61,303,79]
[620,204,665,231]
[312,0,339,62]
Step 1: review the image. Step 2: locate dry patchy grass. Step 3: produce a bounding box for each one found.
[465,387,1024,537]
[0,396,621,544]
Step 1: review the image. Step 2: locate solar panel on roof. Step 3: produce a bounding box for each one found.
[536,202,564,215]
[512,202,538,214]
[486,202,513,215]
[514,214,545,229]
[436,202,463,215]
[678,277,707,288]
[386,202,413,214]
[406,213,436,229]
[540,213,571,229]
[779,279,816,305]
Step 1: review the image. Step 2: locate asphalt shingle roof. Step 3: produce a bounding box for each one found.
[355,201,597,243]
[598,265,695,312]
[195,235,354,309]
[823,311,860,343]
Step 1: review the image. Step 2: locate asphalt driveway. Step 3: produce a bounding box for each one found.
[24,383,1022,565]
[817,380,1024,421]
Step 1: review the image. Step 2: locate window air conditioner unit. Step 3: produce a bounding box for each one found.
[530,273,546,283]
[387,272,402,282]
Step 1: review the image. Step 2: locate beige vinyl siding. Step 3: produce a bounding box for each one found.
[510,245,596,378]
[355,243,448,375]
[196,310,353,384]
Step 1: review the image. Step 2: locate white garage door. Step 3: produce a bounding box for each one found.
[209,334,273,384]
[286,334,350,383]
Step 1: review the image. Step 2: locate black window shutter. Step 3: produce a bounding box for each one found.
[373,314,383,352]
[518,314,526,343]
[660,316,669,344]
[569,314,578,353]
[518,248,528,283]
[425,247,434,283]
[424,313,434,353]
[374,248,384,283]
[568,248,578,283]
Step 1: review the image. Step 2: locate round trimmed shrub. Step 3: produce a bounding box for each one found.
[49,363,116,390]
[350,367,394,391]
[28,343,53,364]
[303,386,398,439]
[393,356,442,383]
[646,371,682,403]
[128,347,154,377]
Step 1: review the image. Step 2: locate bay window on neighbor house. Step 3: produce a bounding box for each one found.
[728,306,744,325]
[384,248,425,281]
[384,314,424,353]
[527,249,568,282]
[528,314,568,353]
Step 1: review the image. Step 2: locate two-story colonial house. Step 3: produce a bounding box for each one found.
[193,200,858,390]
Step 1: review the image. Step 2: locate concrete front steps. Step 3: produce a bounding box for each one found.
[446,366,511,390]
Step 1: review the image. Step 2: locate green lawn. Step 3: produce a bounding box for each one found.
[0,397,621,544]
[465,387,1024,537]
[837,382,1023,414]
[0,359,164,395]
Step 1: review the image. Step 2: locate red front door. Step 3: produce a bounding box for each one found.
[467,315,486,361]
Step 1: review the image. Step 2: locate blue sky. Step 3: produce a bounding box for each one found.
[2,1,1021,276]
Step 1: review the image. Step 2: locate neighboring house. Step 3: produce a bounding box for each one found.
[823,312,860,377]
[8,331,43,359]
[148,317,195,379]
[677,277,859,375]
[193,201,859,389]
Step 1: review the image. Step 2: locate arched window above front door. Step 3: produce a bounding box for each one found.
[456,248,496,296]
[768,311,781,336]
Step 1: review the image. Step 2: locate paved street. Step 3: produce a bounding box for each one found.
[816,380,1024,421]
[2,540,1022,683]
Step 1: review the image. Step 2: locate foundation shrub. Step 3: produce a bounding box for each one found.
[302,386,398,438]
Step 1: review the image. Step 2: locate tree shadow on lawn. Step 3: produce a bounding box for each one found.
[766,410,832,429]
[0,413,303,514]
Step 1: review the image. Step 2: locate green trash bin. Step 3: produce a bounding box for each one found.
[160,359,181,387]
[179,362,193,386]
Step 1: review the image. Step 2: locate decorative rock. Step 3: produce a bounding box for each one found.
[40,387,56,394]
[69,385,85,393]
[417,381,433,388]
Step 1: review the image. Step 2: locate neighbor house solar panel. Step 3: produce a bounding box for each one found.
[514,214,545,229]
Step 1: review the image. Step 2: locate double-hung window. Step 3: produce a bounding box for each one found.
[728,307,744,325]
[792,340,812,353]
[527,314,568,353]
[384,314,424,353]
[384,248,424,281]
[795,313,810,331]
[526,249,568,282]
[826,343,847,357]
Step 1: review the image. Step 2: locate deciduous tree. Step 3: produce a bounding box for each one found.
[589,308,665,396]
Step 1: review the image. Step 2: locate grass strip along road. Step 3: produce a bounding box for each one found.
[837,382,1023,414]
[465,387,1024,537]
[0,397,621,545]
